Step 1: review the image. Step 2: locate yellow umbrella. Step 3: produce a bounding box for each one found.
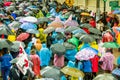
[80,12,90,16]
[61,66,84,78]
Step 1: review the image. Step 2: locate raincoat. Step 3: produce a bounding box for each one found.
[30,53,40,76]
[99,52,115,71]
[36,10,44,18]
[0,53,12,80]
[82,60,92,72]
[34,39,42,51]
[25,42,33,55]
[38,43,51,66]
[117,56,120,65]
[65,49,77,61]
[53,54,64,68]
[90,55,99,72]
[117,33,120,45]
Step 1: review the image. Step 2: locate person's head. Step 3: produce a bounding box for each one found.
[106,48,113,53]
[2,48,9,54]
[30,49,36,55]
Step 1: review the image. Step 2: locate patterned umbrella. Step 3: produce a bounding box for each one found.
[75,47,98,60]
[61,66,84,78]
[16,33,30,41]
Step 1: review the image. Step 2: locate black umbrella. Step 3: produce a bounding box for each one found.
[50,43,66,56]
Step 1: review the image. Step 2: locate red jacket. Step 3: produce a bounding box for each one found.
[89,20,96,28]
[90,55,99,72]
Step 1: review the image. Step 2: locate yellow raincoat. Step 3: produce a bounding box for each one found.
[34,39,42,51]
[71,76,79,80]
[38,28,47,43]
[65,0,74,7]
[36,10,44,18]
[117,33,120,45]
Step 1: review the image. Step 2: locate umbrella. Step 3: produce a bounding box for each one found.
[55,28,64,32]
[79,34,95,43]
[37,17,50,24]
[72,29,87,34]
[43,27,55,34]
[20,23,37,30]
[75,47,98,60]
[48,22,64,28]
[113,9,120,14]
[88,27,101,35]
[80,12,90,16]
[26,29,39,34]
[79,23,92,29]
[64,20,79,28]
[15,16,24,21]
[8,21,21,30]
[6,6,15,11]
[63,42,76,50]
[4,2,12,6]
[0,27,12,35]
[93,73,117,80]
[102,42,120,48]
[90,34,102,39]
[10,41,25,52]
[21,16,38,23]
[64,26,80,33]
[112,68,120,76]
[16,33,30,41]
[50,43,66,56]
[41,66,61,80]
[0,39,13,49]
[61,66,84,78]
[73,33,86,38]
[56,33,65,40]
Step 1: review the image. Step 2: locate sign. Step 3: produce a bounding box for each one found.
[109,1,119,7]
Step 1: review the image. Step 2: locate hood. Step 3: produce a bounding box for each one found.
[42,43,47,48]
[36,39,41,44]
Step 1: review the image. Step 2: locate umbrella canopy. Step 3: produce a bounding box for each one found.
[41,66,61,80]
[4,2,12,6]
[55,28,64,32]
[56,33,65,40]
[0,39,13,49]
[0,27,12,35]
[93,73,117,80]
[20,23,37,30]
[50,43,66,56]
[72,29,87,34]
[73,33,86,38]
[8,21,21,30]
[90,34,102,40]
[43,27,55,34]
[80,12,90,16]
[64,20,79,28]
[10,41,25,52]
[64,26,80,33]
[79,23,92,29]
[75,47,98,60]
[113,9,120,14]
[79,34,95,43]
[6,6,15,11]
[21,16,38,23]
[16,33,30,41]
[48,22,64,28]
[88,27,101,35]
[61,66,84,78]
[37,17,50,24]
[26,29,39,34]
[63,42,76,50]
[102,42,120,48]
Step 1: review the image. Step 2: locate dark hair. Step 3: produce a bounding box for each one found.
[2,48,8,54]
[106,48,113,53]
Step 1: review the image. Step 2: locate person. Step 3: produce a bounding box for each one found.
[0,48,12,80]
[53,54,64,68]
[89,17,96,28]
[96,19,104,32]
[99,48,115,73]
[30,49,41,78]
[38,43,51,68]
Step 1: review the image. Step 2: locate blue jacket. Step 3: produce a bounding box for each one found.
[39,43,51,66]
[0,54,12,68]
[65,49,77,61]
[82,60,92,72]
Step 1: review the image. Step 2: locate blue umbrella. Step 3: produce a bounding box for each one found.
[113,9,120,14]
[20,23,37,30]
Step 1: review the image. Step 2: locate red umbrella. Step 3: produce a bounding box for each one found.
[4,2,12,6]
[16,33,30,41]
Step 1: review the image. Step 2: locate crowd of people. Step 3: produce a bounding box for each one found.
[0,0,120,80]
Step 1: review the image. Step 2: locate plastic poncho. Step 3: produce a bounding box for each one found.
[79,43,90,50]
[25,42,33,55]
[65,48,77,61]
[117,56,120,65]
[36,10,44,18]
[34,39,42,51]
[117,33,120,45]
[68,37,79,50]
[38,28,47,43]
[38,43,51,66]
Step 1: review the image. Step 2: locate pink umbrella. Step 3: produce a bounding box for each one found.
[4,2,12,6]
[75,47,97,60]
[64,15,79,28]
[16,33,30,41]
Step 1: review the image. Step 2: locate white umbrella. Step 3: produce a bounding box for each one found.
[22,16,38,23]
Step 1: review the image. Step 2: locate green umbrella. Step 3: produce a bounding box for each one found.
[102,42,120,48]
[79,34,95,43]
[89,27,101,35]
[0,39,13,49]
